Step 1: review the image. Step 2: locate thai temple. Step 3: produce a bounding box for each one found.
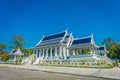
[33,30,108,64]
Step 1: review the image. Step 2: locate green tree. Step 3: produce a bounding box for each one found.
[102,37,120,59]
[21,48,33,57]
[1,54,9,61]
[10,35,26,50]
[0,42,7,58]
[0,42,7,51]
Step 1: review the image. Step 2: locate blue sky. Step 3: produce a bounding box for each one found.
[0,0,120,50]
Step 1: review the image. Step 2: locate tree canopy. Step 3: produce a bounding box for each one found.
[0,42,7,51]
[21,48,33,57]
[10,35,26,50]
[102,37,120,59]
[0,42,9,61]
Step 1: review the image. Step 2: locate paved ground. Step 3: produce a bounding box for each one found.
[1,64,120,80]
[0,66,112,80]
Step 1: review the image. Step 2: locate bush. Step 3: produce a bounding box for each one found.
[1,54,9,61]
[97,60,107,64]
[107,64,115,68]
[81,59,87,65]
[115,60,119,63]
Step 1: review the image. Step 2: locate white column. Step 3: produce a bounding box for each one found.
[90,48,93,55]
[48,48,49,57]
[63,47,66,59]
[32,49,35,59]
[93,48,95,55]
[38,49,40,57]
[33,49,35,54]
[43,48,45,57]
[39,49,41,58]
[80,49,82,55]
[55,47,57,57]
[73,50,75,55]
[38,49,39,58]
[76,50,78,55]
[36,49,38,58]
[66,48,69,56]
[59,46,62,57]
[41,49,43,57]
[90,48,95,55]
[50,47,52,60]
[46,48,48,58]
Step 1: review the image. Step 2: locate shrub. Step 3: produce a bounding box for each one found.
[107,64,115,68]
[81,59,87,65]
[115,60,119,63]
[97,60,107,64]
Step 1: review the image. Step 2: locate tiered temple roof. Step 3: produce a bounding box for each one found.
[35,31,72,47]
[35,30,97,48]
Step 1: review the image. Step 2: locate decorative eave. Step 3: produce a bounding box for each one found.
[94,44,99,48]
[91,33,95,45]
[62,30,68,39]
[61,30,68,44]
[70,33,74,40]
[35,36,44,47]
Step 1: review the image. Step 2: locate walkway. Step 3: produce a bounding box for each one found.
[1,64,120,79]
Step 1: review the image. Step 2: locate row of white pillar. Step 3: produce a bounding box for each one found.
[71,48,96,56]
[97,51,107,57]
[34,46,68,60]
[33,47,104,60]
[72,50,79,55]
[90,48,96,55]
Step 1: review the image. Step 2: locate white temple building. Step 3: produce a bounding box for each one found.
[33,30,108,63]
[9,49,23,62]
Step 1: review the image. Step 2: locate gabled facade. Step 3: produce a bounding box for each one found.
[33,30,108,63]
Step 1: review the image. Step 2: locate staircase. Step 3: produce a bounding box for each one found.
[33,58,40,64]
[21,54,34,65]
